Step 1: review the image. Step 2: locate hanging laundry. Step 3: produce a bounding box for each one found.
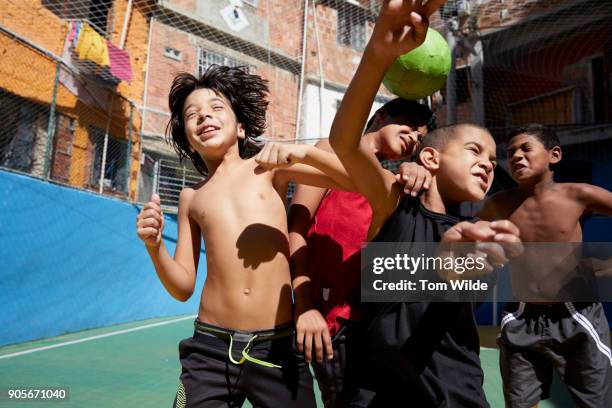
[106,41,133,82]
[72,22,83,48]
[75,23,110,67]
[66,21,77,45]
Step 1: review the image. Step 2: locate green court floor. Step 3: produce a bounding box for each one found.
[0,317,573,407]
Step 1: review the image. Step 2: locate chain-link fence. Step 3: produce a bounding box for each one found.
[0,22,138,197]
[1,0,611,210]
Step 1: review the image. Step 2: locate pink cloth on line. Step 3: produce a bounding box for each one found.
[106,40,133,82]
[66,22,77,45]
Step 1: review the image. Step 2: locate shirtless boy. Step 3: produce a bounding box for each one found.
[136,66,354,408]
[479,124,612,408]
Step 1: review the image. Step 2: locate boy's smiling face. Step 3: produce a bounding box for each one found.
[507,133,560,185]
[182,88,245,159]
[435,126,497,202]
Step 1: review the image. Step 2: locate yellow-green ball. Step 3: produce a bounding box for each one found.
[383,28,451,100]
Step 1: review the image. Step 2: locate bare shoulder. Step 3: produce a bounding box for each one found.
[564,182,596,196]
[564,182,612,203]
[556,183,594,204]
[178,179,207,204]
[178,186,197,206]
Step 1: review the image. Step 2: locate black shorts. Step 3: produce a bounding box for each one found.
[311,321,367,408]
[173,320,315,408]
[498,302,612,408]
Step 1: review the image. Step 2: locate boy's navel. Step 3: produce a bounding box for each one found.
[243,288,250,295]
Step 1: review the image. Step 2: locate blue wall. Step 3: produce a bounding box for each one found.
[0,171,207,347]
[1,170,608,346]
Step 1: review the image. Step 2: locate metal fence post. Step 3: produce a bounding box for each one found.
[125,102,133,198]
[153,159,160,195]
[43,62,61,180]
[98,97,114,194]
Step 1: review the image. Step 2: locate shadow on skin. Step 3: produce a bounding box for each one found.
[236,223,290,269]
[254,165,268,175]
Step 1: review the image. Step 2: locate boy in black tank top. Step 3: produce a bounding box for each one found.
[326,2,523,406]
[355,197,491,407]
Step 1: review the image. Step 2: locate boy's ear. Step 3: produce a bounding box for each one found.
[418,147,440,171]
[237,123,246,140]
[549,145,562,164]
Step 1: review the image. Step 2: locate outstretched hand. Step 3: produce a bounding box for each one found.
[368,0,447,61]
[439,220,523,278]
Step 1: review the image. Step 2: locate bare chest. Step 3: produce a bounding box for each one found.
[507,194,582,242]
[189,171,288,238]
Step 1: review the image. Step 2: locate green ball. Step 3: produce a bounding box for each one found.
[383,28,451,100]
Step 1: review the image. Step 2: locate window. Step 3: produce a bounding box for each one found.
[164,47,182,61]
[157,159,202,207]
[44,0,112,36]
[456,66,471,103]
[0,90,49,175]
[440,0,470,19]
[89,127,128,194]
[440,67,471,104]
[337,4,367,51]
[197,49,252,77]
[88,0,112,36]
[137,153,202,208]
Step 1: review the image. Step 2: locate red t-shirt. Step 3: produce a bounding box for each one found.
[306,189,372,336]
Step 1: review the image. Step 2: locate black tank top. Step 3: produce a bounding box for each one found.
[364,196,490,407]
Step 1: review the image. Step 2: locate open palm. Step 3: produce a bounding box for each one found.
[370,0,447,60]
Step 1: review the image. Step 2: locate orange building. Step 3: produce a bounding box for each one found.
[0,0,149,200]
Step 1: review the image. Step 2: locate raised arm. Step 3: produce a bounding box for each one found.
[329,0,445,219]
[136,190,201,301]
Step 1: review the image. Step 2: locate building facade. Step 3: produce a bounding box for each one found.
[0,0,149,200]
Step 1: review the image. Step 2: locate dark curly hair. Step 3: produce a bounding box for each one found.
[506,123,560,150]
[166,65,269,175]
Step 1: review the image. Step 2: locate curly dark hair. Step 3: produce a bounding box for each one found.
[166,65,269,175]
[506,123,560,150]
